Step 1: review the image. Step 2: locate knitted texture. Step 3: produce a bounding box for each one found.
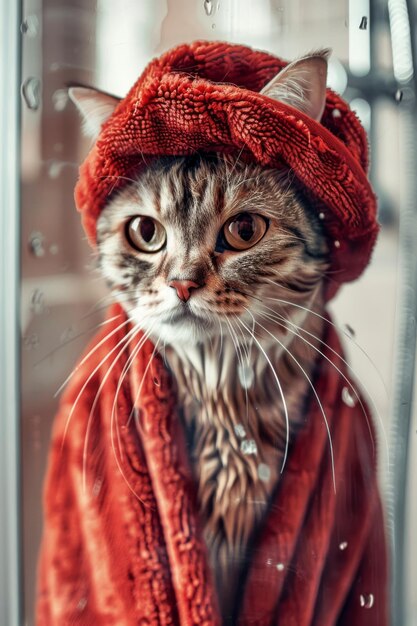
[75,40,379,299]
[37,305,388,625]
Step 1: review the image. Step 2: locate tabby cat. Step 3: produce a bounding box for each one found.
[69,51,330,618]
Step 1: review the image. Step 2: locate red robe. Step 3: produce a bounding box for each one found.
[37,304,388,625]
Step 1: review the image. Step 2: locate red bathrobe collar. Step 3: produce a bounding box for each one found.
[37,304,388,625]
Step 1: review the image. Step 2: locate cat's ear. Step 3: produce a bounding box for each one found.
[260,50,330,122]
[68,87,120,140]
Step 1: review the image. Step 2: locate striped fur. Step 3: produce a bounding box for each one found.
[96,154,328,618]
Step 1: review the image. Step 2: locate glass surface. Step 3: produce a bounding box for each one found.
[18,1,416,624]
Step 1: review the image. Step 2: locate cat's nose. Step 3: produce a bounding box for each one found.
[168,279,201,302]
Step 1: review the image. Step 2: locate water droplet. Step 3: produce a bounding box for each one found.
[234,423,246,438]
[204,0,213,15]
[23,334,40,351]
[77,597,88,611]
[359,16,368,30]
[334,240,341,248]
[339,541,348,550]
[92,478,102,497]
[48,161,64,179]
[49,244,59,255]
[20,15,39,37]
[153,376,160,386]
[60,326,76,343]
[343,323,355,338]
[276,563,285,571]
[21,77,41,111]
[258,463,271,482]
[211,23,216,29]
[30,289,46,315]
[342,386,357,407]
[332,109,342,118]
[241,439,257,455]
[359,593,374,609]
[395,89,403,103]
[238,362,254,389]
[318,212,325,220]
[52,88,69,111]
[29,231,45,257]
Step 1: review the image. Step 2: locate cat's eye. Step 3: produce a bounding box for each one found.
[222,213,268,251]
[126,216,166,252]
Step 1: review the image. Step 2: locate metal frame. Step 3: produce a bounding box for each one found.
[385,1,417,625]
[346,1,417,622]
[0,0,22,624]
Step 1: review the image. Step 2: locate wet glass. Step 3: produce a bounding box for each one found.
[6,0,415,624]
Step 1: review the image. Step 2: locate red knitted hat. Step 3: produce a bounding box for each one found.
[75,40,378,299]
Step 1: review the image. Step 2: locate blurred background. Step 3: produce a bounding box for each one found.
[1,0,416,624]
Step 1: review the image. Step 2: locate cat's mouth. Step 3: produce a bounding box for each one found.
[162,306,209,326]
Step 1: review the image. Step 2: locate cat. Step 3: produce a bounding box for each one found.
[69,51,330,618]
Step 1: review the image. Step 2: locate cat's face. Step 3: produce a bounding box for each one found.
[96,154,328,345]
[70,49,331,346]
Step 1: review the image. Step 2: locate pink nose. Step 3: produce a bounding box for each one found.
[168,279,200,302]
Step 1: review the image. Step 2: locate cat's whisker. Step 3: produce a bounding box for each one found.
[244,314,256,367]
[79,296,112,319]
[112,328,155,462]
[255,308,377,458]
[60,322,137,453]
[126,335,162,427]
[243,307,336,492]
[106,328,158,510]
[79,294,125,321]
[54,317,132,397]
[230,315,250,364]
[224,317,250,424]
[34,313,122,366]
[109,402,150,508]
[233,317,256,426]
[263,300,376,388]
[82,323,144,493]
[257,304,390,465]
[97,174,140,186]
[35,289,135,372]
[110,323,157,460]
[236,317,290,473]
[260,280,389,399]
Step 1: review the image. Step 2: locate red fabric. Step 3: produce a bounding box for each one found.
[75,41,379,300]
[37,42,387,625]
[37,304,388,625]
